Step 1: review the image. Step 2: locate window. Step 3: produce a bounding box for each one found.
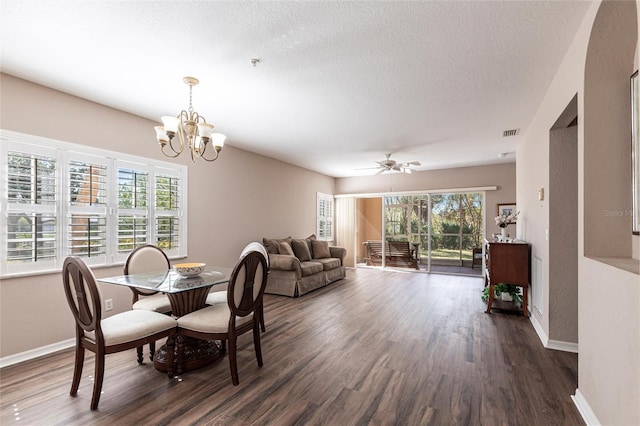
[67,155,109,263]
[5,148,58,273]
[317,192,334,241]
[117,165,149,253]
[0,130,188,277]
[155,171,181,251]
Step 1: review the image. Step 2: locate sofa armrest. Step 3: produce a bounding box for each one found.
[269,254,302,275]
[329,246,347,265]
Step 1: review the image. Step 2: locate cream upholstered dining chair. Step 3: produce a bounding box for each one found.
[124,244,172,362]
[62,256,177,410]
[177,242,269,384]
[206,242,269,332]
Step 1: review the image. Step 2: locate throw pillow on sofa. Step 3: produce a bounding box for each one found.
[291,239,312,261]
[311,240,331,259]
[279,241,295,256]
[263,237,292,254]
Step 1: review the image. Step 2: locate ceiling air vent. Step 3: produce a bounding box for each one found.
[503,129,520,137]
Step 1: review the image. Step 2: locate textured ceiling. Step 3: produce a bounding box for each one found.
[0,0,593,177]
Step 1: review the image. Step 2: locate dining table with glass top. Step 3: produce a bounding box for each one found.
[98,266,233,373]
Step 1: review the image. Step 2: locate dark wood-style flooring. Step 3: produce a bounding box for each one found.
[0,268,583,425]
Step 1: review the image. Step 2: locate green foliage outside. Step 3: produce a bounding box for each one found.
[117,173,178,251]
[384,193,483,262]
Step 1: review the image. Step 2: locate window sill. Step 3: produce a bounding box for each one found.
[1,255,187,279]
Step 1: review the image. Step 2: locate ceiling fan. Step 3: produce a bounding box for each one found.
[361,153,421,175]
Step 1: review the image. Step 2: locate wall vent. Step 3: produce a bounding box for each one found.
[502,129,520,137]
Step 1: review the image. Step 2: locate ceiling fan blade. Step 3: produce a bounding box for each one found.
[375,168,386,175]
[407,161,421,166]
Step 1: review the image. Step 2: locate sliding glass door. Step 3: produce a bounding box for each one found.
[429,193,483,267]
[380,192,483,273]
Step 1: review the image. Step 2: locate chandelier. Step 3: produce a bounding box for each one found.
[154,76,226,162]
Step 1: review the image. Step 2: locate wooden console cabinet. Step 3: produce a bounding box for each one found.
[484,239,531,316]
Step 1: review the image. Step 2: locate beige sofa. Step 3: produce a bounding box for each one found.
[262,235,346,297]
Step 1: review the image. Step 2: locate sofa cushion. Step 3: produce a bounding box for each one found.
[263,237,292,254]
[300,261,323,276]
[292,239,312,262]
[314,257,341,271]
[311,240,331,259]
[279,241,295,256]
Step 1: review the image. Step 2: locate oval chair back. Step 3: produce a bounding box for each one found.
[124,244,171,299]
[240,241,270,269]
[237,242,269,332]
[63,256,102,341]
[228,248,269,321]
[124,244,172,362]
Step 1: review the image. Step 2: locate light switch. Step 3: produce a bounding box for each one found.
[538,187,544,201]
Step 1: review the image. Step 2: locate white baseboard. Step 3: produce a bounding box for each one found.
[529,315,578,353]
[0,339,75,369]
[547,339,578,353]
[530,314,549,346]
[572,388,601,425]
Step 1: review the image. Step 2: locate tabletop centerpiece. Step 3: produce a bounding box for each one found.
[174,262,206,277]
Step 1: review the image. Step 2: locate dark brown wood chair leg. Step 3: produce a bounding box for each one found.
[228,337,239,385]
[260,304,266,332]
[70,344,84,396]
[90,351,106,410]
[136,346,143,364]
[253,322,263,367]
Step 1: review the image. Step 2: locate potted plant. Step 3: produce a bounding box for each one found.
[481,284,522,304]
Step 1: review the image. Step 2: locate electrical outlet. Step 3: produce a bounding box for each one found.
[105,299,113,311]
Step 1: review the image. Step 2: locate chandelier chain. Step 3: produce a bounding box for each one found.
[188,84,194,113]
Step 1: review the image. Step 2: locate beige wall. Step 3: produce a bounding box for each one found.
[337,162,517,240]
[0,73,335,358]
[518,1,639,424]
[584,0,635,259]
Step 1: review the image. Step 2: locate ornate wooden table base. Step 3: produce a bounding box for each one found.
[154,337,225,374]
[153,286,227,374]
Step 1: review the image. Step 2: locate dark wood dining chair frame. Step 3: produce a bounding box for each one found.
[63,256,177,410]
[124,244,172,362]
[177,249,269,384]
[241,242,270,333]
